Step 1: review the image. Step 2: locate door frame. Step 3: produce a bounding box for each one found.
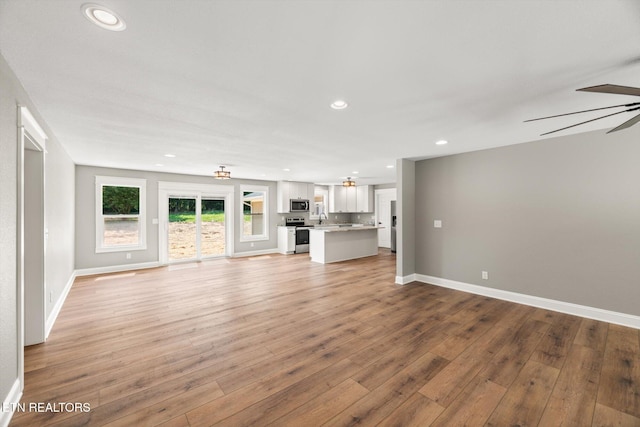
[17,105,48,389]
[158,182,234,264]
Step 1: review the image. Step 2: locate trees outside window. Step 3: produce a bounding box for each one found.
[95,176,146,252]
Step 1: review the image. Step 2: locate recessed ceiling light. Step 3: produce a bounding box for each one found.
[386,165,394,169]
[435,140,448,145]
[352,171,359,174]
[164,154,176,158]
[155,163,164,167]
[82,3,126,31]
[330,100,348,110]
[283,168,291,172]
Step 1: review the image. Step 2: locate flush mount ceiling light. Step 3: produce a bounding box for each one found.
[330,100,348,110]
[435,139,449,145]
[342,177,356,187]
[82,4,126,31]
[213,165,231,180]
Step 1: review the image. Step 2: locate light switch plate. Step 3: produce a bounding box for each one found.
[434,220,442,228]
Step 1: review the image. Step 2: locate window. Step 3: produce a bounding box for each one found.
[96,176,146,252]
[310,187,328,220]
[240,185,268,241]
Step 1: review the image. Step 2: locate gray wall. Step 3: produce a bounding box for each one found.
[0,53,75,407]
[45,129,76,320]
[413,127,640,316]
[397,159,415,278]
[75,165,279,270]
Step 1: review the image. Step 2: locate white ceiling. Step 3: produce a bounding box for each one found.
[1,0,640,185]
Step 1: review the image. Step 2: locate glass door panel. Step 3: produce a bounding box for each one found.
[201,198,225,257]
[168,197,197,261]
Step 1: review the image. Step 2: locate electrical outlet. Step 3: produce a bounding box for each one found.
[250,242,254,247]
[482,271,489,280]
[126,253,132,259]
[434,220,442,228]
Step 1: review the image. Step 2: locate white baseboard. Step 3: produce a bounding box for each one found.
[75,261,161,277]
[232,249,279,258]
[1,378,22,427]
[45,271,76,339]
[395,274,416,285]
[415,274,640,330]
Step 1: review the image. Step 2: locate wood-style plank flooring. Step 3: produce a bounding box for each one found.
[11,250,640,426]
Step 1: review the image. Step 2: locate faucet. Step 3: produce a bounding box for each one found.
[318,212,327,225]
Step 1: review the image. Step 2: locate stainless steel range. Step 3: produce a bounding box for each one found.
[285,217,314,253]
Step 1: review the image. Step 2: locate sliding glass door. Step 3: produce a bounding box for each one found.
[200,198,225,257]
[168,197,197,261]
[166,195,226,262]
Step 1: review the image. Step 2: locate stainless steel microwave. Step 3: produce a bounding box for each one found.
[290,199,310,212]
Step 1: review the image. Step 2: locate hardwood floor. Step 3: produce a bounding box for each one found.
[11,250,640,426]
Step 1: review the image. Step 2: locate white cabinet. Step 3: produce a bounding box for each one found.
[329,185,371,213]
[289,182,314,200]
[329,185,351,213]
[277,226,296,254]
[328,186,341,213]
[346,187,357,212]
[356,185,374,212]
[277,181,315,213]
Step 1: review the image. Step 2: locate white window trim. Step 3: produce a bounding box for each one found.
[239,184,269,242]
[95,176,147,253]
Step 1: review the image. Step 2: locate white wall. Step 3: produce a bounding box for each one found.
[0,51,20,419]
[0,53,75,423]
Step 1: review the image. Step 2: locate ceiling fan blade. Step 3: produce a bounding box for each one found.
[524,102,640,122]
[577,84,640,97]
[606,109,640,133]
[540,107,639,136]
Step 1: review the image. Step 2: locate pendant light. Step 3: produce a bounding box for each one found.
[342,177,356,187]
[213,165,231,179]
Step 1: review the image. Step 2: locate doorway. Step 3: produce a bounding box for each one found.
[17,106,48,397]
[23,144,45,345]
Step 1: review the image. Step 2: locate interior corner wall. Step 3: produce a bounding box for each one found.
[396,158,416,279]
[414,127,640,317]
[0,53,75,413]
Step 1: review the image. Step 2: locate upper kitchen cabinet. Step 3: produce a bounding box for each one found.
[329,185,374,213]
[330,185,371,213]
[277,181,315,213]
[356,185,374,213]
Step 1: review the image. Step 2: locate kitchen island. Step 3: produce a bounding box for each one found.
[309,225,381,264]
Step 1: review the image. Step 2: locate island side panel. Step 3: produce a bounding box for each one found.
[309,229,327,263]
[310,228,378,264]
